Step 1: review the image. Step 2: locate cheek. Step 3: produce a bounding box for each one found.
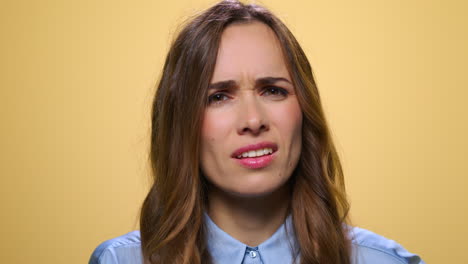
[278,100,303,172]
[272,99,303,139]
[201,110,234,153]
[200,110,236,184]
[291,107,303,138]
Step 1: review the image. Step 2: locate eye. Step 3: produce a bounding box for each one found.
[262,86,289,99]
[207,92,230,105]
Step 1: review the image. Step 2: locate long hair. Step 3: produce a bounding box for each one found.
[140,1,351,263]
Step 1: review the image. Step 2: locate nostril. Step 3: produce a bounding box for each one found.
[238,118,269,135]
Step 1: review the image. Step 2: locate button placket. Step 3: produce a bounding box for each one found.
[244,247,262,264]
[249,250,257,258]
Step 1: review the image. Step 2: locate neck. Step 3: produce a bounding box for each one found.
[207,184,291,247]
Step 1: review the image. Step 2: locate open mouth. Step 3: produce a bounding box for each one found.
[235,148,274,159]
[231,142,278,160]
[233,145,277,169]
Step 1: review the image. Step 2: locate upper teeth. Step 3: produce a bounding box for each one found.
[237,148,273,159]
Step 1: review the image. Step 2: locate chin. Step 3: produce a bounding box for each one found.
[228,188,276,198]
[224,178,289,198]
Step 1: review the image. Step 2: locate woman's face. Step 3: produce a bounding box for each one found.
[200,22,302,197]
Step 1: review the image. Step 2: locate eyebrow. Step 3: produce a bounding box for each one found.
[208,77,292,90]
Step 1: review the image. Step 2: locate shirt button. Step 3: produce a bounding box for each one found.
[249,250,257,258]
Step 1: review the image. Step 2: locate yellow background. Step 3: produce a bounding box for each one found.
[1,0,466,263]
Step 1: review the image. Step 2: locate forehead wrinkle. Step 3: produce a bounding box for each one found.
[237,71,257,90]
[211,23,292,92]
[209,75,292,92]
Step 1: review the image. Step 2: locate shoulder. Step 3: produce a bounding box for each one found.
[89,231,143,264]
[348,226,425,264]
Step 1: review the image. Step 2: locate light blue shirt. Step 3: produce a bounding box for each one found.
[89,214,425,264]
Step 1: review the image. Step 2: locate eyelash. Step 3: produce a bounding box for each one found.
[207,86,289,105]
[207,93,230,105]
[261,86,289,97]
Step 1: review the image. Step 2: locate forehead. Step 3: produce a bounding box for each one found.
[211,21,290,83]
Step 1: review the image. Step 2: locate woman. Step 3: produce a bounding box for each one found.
[90,1,425,263]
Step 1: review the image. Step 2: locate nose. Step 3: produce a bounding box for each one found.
[237,95,269,136]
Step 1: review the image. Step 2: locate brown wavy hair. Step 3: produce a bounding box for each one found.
[140,1,351,263]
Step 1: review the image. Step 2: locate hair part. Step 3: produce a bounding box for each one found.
[140,1,351,263]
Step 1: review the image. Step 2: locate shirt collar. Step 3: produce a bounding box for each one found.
[204,213,299,264]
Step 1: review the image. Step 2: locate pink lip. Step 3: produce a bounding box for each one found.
[235,154,276,169]
[231,142,278,169]
[231,142,278,158]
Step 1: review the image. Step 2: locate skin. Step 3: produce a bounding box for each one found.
[200,21,303,246]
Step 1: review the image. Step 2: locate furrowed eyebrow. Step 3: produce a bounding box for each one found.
[208,77,292,90]
[255,77,292,87]
[208,80,237,90]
